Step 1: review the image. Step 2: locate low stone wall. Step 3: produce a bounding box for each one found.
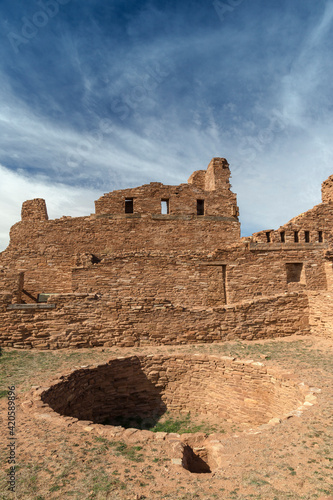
[41,355,308,427]
[0,292,309,349]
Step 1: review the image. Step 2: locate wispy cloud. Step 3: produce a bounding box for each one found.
[0,0,332,248]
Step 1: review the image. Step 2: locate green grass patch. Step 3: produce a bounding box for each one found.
[113,442,144,462]
[148,412,221,434]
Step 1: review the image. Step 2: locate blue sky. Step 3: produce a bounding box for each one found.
[1,0,333,250]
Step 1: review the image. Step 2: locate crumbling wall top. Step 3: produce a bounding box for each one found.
[95,158,237,217]
[188,158,231,192]
[21,199,48,221]
[204,157,231,191]
[322,175,333,204]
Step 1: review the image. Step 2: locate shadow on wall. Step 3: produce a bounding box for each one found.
[42,357,167,428]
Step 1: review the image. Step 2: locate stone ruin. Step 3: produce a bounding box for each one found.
[3,156,329,472]
[28,354,318,474]
[0,157,332,348]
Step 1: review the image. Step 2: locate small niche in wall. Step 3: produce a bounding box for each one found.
[91,254,101,264]
[318,231,323,243]
[280,231,285,243]
[125,198,134,214]
[266,232,271,243]
[304,231,310,243]
[286,263,305,284]
[294,231,299,243]
[161,199,169,215]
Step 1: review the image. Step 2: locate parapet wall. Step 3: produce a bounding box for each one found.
[252,203,333,245]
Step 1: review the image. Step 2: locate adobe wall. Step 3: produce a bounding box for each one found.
[0,291,309,349]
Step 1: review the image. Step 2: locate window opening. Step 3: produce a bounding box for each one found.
[280,231,285,243]
[266,232,271,243]
[318,231,323,243]
[161,199,169,215]
[304,231,310,243]
[286,263,304,283]
[197,199,205,216]
[294,231,299,243]
[125,198,134,214]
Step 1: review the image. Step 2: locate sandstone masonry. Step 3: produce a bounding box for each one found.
[0,157,332,348]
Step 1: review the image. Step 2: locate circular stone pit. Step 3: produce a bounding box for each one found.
[41,354,314,432]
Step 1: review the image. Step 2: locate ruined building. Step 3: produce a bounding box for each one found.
[0,157,332,348]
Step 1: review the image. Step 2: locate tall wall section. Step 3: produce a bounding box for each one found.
[0,158,240,302]
[249,172,333,340]
[308,255,333,339]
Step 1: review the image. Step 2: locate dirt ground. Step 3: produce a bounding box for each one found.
[0,334,332,500]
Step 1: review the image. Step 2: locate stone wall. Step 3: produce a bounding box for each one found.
[0,291,309,349]
[95,158,239,218]
[0,158,332,347]
[70,246,328,308]
[208,246,328,303]
[252,203,333,245]
[0,269,24,302]
[321,174,333,204]
[308,292,333,339]
[72,253,227,307]
[21,198,48,221]
[0,216,240,301]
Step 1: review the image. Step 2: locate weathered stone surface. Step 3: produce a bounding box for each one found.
[0,156,332,348]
